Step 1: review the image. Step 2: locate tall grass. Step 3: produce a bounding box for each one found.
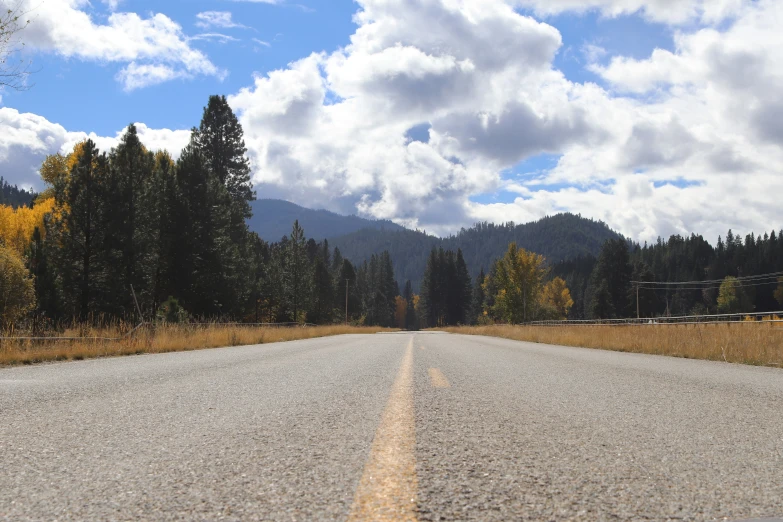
[0,324,387,366]
[441,323,783,366]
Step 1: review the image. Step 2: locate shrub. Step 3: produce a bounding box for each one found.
[0,245,35,329]
[156,296,189,324]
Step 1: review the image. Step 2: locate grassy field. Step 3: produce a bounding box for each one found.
[441,323,783,366]
[0,324,388,366]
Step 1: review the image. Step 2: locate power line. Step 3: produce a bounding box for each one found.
[632,270,783,287]
[636,279,783,291]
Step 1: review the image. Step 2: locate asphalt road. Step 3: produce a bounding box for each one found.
[1,332,783,521]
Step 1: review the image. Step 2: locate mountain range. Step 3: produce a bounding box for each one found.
[247,199,622,291]
[248,199,405,242]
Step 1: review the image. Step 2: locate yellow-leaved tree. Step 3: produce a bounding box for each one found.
[774,277,783,308]
[394,296,407,329]
[540,277,574,320]
[0,244,35,329]
[0,197,55,258]
[492,243,548,324]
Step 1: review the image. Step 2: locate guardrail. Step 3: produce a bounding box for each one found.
[523,311,783,327]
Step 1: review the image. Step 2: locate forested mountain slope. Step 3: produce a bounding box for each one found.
[0,178,36,208]
[248,199,405,241]
[331,213,623,290]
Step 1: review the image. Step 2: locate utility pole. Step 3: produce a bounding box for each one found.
[345,278,349,325]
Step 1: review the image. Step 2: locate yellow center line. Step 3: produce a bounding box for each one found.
[347,338,418,522]
[428,368,450,388]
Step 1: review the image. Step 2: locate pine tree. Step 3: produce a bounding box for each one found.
[310,256,334,324]
[455,249,472,324]
[285,220,310,323]
[590,280,614,319]
[588,239,632,318]
[49,140,109,320]
[337,259,358,322]
[174,143,235,317]
[471,267,485,324]
[418,248,439,327]
[630,261,657,318]
[403,280,417,330]
[193,95,255,245]
[104,124,155,318]
[28,226,59,321]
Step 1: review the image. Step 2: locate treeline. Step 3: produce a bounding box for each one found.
[412,244,574,328]
[0,177,36,208]
[554,233,783,319]
[0,96,401,329]
[331,213,622,291]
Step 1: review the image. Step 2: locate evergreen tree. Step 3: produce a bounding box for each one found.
[49,140,109,319]
[590,280,614,319]
[285,220,310,322]
[630,261,657,318]
[337,259,358,322]
[175,141,241,317]
[104,124,155,318]
[309,256,334,324]
[455,249,472,324]
[331,247,344,277]
[418,249,440,327]
[471,267,485,324]
[588,239,632,318]
[193,95,255,245]
[28,226,59,322]
[403,280,417,330]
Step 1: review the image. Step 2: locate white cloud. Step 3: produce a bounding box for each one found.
[3,0,782,244]
[101,0,123,11]
[0,108,190,187]
[116,63,185,91]
[513,0,746,24]
[195,11,248,30]
[229,0,574,232]
[223,0,783,242]
[1,0,222,89]
[190,33,241,44]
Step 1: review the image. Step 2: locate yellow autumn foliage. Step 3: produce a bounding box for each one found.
[540,277,574,319]
[0,197,55,257]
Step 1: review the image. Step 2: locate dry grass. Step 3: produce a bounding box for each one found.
[0,324,388,366]
[441,323,783,366]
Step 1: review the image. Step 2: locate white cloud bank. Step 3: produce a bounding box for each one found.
[2,0,782,244]
[223,0,782,242]
[0,107,190,185]
[0,0,223,90]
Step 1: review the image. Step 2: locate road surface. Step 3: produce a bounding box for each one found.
[2,332,782,521]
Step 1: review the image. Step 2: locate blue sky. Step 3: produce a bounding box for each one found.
[1,0,781,243]
[6,1,675,135]
[5,0,358,134]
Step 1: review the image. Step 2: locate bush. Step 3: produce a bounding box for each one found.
[0,245,35,329]
[156,296,189,324]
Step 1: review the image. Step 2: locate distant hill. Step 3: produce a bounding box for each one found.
[247,199,405,241]
[0,177,37,208]
[330,213,623,291]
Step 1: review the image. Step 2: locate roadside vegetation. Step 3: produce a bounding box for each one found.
[1,95,781,365]
[0,324,387,366]
[442,322,783,367]
[0,96,404,334]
